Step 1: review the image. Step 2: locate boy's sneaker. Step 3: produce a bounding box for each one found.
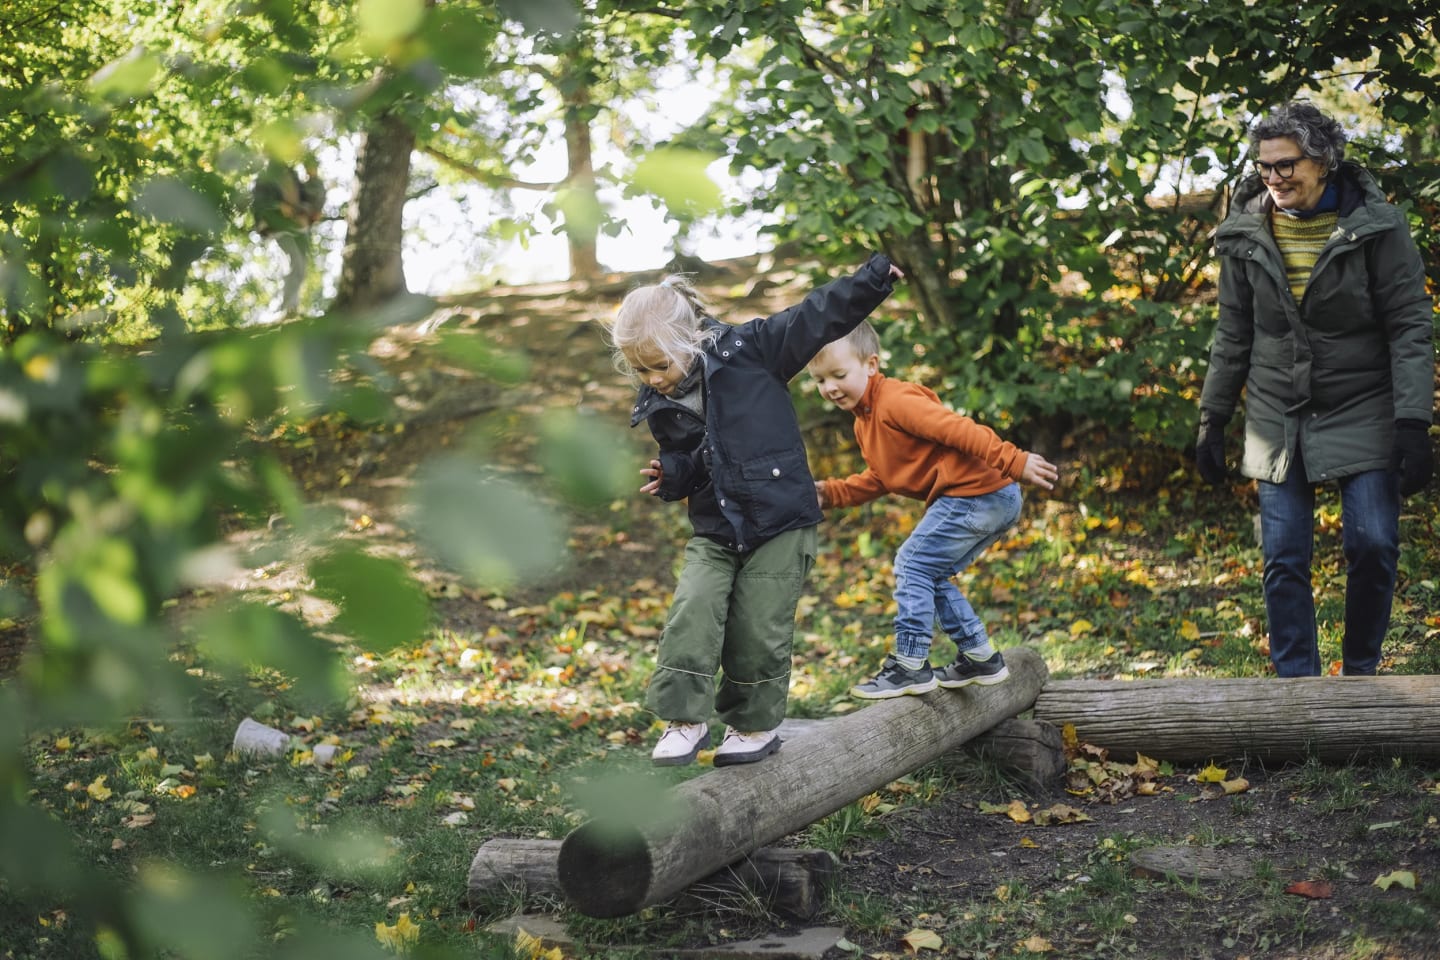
[935,651,1010,688]
[651,721,711,766]
[712,727,781,767]
[850,655,938,700]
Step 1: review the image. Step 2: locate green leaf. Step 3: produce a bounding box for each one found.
[409,454,564,588]
[132,178,225,234]
[309,549,431,653]
[630,147,724,217]
[357,0,426,48]
[538,408,635,508]
[88,48,162,99]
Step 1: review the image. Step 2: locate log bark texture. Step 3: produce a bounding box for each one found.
[557,646,1048,917]
[468,839,836,920]
[1033,675,1440,764]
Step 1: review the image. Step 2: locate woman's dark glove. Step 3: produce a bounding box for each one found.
[1195,410,1230,486]
[1391,419,1433,497]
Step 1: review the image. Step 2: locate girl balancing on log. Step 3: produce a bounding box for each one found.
[607,254,902,767]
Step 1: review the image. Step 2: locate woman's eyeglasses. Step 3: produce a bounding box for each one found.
[1253,157,1303,180]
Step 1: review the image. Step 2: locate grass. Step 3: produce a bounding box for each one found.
[6,457,1440,958]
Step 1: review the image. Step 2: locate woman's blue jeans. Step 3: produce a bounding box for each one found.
[1257,451,1399,677]
[892,484,1022,663]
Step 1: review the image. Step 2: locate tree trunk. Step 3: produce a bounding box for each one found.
[1032,675,1440,764]
[556,646,1048,918]
[562,83,601,283]
[334,110,413,312]
[469,839,837,920]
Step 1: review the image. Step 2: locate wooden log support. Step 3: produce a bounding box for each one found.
[557,646,1048,918]
[1033,675,1440,764]
[468,839,837,920]
[962,717,1066,793]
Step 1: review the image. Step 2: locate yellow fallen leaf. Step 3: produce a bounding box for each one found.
[1019,837,1039,849]
[1374,870,1417,891]
[1194,762,1228,783]
[54,736,72,752]
[1020,935,1054,952]
[86,776,113,802]
[901,928,944,952]
[1221,777,1249,795]
[1179,620,1201,641]
[1069,619,1094,637]
[1031,803,1093,826]
[375,913,421,951]
[514,928,563,960]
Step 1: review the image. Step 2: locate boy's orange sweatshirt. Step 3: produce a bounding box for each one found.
[817,373,1030,508]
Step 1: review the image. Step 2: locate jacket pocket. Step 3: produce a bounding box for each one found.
[738,450,813,533]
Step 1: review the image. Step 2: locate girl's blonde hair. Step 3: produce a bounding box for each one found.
[608,274,720,381]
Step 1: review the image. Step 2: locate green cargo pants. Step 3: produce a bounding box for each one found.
[645,525,817,732]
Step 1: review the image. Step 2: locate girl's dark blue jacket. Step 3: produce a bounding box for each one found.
[629,254,896,553]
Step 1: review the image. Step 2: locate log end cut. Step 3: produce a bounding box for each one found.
[557,821,653,918]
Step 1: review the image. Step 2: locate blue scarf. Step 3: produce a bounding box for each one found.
[1277,181,1339,220]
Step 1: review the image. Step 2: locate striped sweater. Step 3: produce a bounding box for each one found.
[1270,210,1338,303]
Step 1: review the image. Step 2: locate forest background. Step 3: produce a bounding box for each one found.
[1,1,1439,958]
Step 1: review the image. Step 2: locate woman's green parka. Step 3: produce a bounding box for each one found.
[1200,162,1434,484]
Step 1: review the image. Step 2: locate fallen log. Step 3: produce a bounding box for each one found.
[1033,675,1440,764]
[557,646,1048,918]
[468,839,836,920]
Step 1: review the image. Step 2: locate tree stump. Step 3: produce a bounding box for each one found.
[1033,674,1440,763]
[557,646,1048,917]
[468,839,836,920]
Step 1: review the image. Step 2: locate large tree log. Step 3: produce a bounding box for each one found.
[557,646,1048,917]
[468,839,836,920]
[1033,675,1440,764]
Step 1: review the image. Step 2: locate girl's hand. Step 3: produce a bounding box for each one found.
[1021,453,1059,491]
[640,459,663,496]
[888,263,905,281]
[814,481,829,509]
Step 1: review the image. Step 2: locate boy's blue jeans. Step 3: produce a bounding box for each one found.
[893,484,1022,663]
[1257,452,1399,677]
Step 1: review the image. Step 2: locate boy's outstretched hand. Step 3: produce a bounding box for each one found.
[1021,452,1060,491]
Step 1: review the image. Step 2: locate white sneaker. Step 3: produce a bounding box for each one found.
[712,727,781,767]
[651,721,711,766]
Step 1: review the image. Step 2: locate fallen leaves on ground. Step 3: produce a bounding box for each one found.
[901,928,943,952]
[1374,870,1418,891]
[1285,880,1334,899]
[375,913,421,952]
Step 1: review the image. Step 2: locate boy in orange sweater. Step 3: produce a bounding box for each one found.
[809,322,1059,698]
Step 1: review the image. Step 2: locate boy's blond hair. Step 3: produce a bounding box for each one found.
[813,320,881,366]
[608,274,719,382]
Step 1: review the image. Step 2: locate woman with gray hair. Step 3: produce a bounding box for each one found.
[1195,100,1434,677]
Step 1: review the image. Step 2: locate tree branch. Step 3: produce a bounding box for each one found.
[418,145,561,191]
